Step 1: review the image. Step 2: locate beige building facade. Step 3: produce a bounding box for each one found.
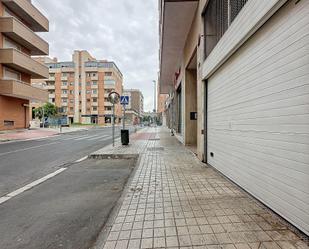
[123,89,144,125]
[41,50,123,125]
[0,0,49,130]
[160,0,309,236]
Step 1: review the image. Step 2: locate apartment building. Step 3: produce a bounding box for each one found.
[157,83,168,125]
[123,89,144,125]
[43,50,123,125]
[0,0,49,130]
[159,0,309,235]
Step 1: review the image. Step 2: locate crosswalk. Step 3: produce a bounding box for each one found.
[48,133,114,142]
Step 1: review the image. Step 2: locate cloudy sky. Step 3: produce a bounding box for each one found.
[33,0,159,112]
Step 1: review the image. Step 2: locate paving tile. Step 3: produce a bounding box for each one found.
[127,239,141,249]
[141,238,153,249]
[166,236,179,247]
[98,128,307,249]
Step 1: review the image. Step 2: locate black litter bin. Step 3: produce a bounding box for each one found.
[121,129,129,145]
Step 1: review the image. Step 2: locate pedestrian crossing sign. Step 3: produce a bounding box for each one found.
[120,96,129,105]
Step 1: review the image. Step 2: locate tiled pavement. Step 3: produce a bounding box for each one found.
[97,127,308,249]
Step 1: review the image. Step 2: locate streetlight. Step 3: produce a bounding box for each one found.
[152,80,157,126]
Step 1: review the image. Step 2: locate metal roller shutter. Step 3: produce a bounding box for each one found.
[207,0,309,235]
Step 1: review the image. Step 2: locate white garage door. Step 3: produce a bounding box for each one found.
[207,0,309,235]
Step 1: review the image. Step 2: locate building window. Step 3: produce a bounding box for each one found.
[86,90,91,94]
[104,98,109,102]
[62,90,67,94]
[92,81,97,86]
[93,98,98,102]
[62,73,67,77]
[62,81,68,86]
[70,82,74,86]
[4,120,14,127]
[70,90,74,94]
[105,107,112,111]
[92,89,97,94]
[62,98,68,103]
[93,107,98,111]
[87,98,91,102]
[105,72,112,76]
[70,99,74,103]
[3,37,21,51]
[3,67,21,80]
[203,0,248,59]
[86,82,90,86]
[70,107,74,112]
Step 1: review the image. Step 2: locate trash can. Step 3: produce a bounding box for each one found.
[121,129,129,145]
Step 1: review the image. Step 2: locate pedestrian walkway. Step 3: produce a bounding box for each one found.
[95,127,308,249]
[0,129,58,142]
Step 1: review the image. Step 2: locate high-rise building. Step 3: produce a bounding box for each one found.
[0,0,49,130]
[40,50,123,125]
[123,89,144,125]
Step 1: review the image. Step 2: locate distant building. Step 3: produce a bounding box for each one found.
[157,83,168,126]
[0,0,49,130]
[122,89,144,125]
[34,50,123,125]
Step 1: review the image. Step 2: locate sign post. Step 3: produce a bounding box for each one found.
[120,95,129,130]
[108,91,120,147]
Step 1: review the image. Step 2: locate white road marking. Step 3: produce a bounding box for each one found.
[0,142,59,157]
[75,156,88,163]
[74,134,99,141]
[87,135,107,141]
[0,168,67,205]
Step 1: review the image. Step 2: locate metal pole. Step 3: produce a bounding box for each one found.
[112,103,115,147]
[42,107,45,128]
[122,104,125,130]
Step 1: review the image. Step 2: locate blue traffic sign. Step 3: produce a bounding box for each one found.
[120,96,129,105]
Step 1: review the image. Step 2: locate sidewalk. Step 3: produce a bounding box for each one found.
[93,127,308,249]
[0,129,58,142]
[0,126,90,142]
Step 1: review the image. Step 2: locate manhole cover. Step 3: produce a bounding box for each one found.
[147,147,164,151]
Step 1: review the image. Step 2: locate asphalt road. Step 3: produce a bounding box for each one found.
[0,127,136,249]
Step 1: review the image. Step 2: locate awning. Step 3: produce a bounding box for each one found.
[159,0,198,94]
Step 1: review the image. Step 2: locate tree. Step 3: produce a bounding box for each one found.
[34,103,57,119]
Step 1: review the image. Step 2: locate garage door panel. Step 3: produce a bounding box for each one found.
[207,151,309,231]
[210,34,309,101]
[209,130,309,159]
[209,102,309,123]
[209,19,309,96]
[207,0,309,235]
[208,134,309,178]
[209,64,309,110]
[209,84,309,114]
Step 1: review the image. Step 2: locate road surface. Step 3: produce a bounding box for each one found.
[0,127,136,249]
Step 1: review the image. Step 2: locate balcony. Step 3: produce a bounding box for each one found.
[48,93,55,98]
[61,85,68,90]
[105,102,113,107]
[61,103,68,107]
[45,85,55,90]
[91,110,98,115]
[0,17,49,55]
[92,102,98,107]
[1,0,49,32]
[0,79,48,101]
[0,48,49,79]
[61,94,68,98]
[91,93,98,98]
[61,76,68,81]
[91,84,98,89]
[91,75,98,81]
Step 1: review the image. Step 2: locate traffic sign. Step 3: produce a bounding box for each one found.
[120,96,129,105]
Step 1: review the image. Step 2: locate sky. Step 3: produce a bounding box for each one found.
[33,0,159,112]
